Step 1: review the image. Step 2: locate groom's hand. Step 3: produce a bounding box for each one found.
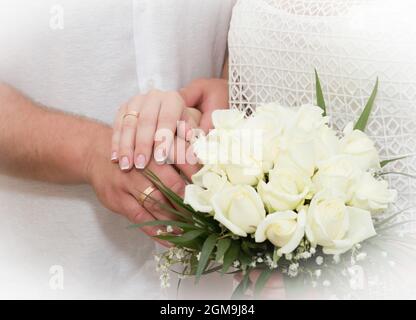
[84,128,199,241]
[180,78,229,134]
[0,83,199,243]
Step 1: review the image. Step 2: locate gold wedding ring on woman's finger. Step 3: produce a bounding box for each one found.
[138,186,157,206]
[123,111,140,120]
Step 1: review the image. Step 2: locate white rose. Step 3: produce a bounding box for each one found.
[306,191,377,255]
[258,166,312,212]
[273,105,328,176]
[184,167,229,213]
[191,133,220,165]
[255,210,306,255]
[245,104,291,172]
[275,131,317,177]
[193,116,265,185]
[212,109,246,130]
[255,103,295,124]
[212,185,266,237]
[340,123,380,170]
[349,172,397,212]
[225,162,263,186]
[288,105,328,134]
[192,109,246,166]
[314,125,341,161]
[223,133,265,185]
[313,155,359,198]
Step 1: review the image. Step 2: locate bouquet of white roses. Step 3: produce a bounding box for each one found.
[134,72,412,298]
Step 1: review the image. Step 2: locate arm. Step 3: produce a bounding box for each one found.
[0,82,105,184]
[0,83,199,242]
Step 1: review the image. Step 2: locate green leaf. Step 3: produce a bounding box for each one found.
[216,238,232,262]
[221,241,240,273]
[272,248,281,265]
[354,78,379,132]
[189,255,199,274]
[144,170,195,213]
[156,229,206,245]
[142,192,193,222]
[254,268,273,298]
[129,220,201,231]
[231,271,251,300]
[380,156,407,168]
[315,69,327,116]
[241,241,253,257]
[143,170,221,232]
[202,265,223,275]
[378,171,416,179]
[195,234,218,283]
[239,252,253,269]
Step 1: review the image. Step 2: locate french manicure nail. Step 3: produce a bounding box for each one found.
[111,151,118,161]
[185,129,193,142]
[155,148,166,163]
[120,156,130,170]
[135,154,146,169]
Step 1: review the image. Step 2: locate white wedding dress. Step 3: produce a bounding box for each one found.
[228,0,416,298]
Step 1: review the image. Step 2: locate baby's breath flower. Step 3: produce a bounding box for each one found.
[285,253,293,261]
[257,257,264,263]
[160,273,171,289]
[173,247,185,260]
[356,252,367,261]
[300,252,312,260]
[333,255,341,264]
[316,256,324,266]
[156,229,163,236]
[315,269,322,278]
[196,252,201,261]
[166,225,174,233]
[323,280,331,287]
[288,263,299,277]
[348,267,356,276]
[310,247,316,255]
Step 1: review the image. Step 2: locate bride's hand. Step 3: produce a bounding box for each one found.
[111,77,228,172]
[111,90,201,171]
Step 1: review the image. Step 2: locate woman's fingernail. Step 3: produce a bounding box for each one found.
[155,148,166,163]
[120,157,130,170]
[185,129,193,142]
[111,151,118,161]
[135,154,146,169]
